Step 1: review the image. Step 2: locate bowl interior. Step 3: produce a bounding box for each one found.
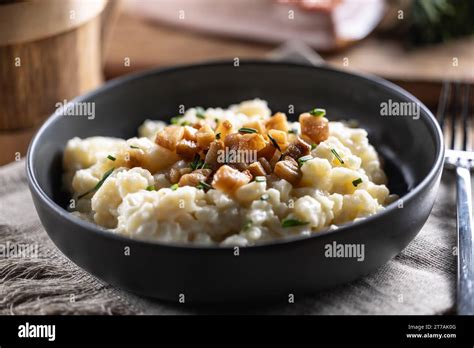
[29,62,440,212]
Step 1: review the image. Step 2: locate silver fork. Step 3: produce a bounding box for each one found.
[438,81,473,315]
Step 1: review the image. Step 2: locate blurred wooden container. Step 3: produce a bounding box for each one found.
[0,0,115,131]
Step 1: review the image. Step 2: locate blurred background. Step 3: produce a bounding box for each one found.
[1,0,473,165]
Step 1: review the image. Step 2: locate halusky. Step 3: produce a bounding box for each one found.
[63,99,396,246]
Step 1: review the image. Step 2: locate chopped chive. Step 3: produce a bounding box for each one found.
[190,154,203,170]
[288,128,298,134]
[309,108,326,117]
[281,218,309,228]
[298,155,312,166]
[146,185,156,191]
[255,176,266,182]
[267,133,281,152]
[243,219,252,231]
[170,183,179,191]
[180,121,191,126]
[107,155,116,161]
[195,107,206,119]
[130,145,141,150]
[238,127,257,134]
[260,193,269,201]
[311,144,317,150]
[196,181,212,190]
[170,116,182,125]
[330,148,345,164]
[352,178,363,187]
[77,168,114,199]
[215,132,221,140]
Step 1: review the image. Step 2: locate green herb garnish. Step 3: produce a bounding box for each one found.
[180,121,191,126]
[77,168,114,199]
[255,176,266,182]
[311,144,317,150]
[196,107,206,119]
[281,218,309,228]
[298,155,312,166]
[330,148,344,164]
[243,219,253,231]
[196,181,212,190]
[130,145,141,150]
[107,155,116,161]
[146,185,156,191]
[288,128,298,134]
[190,154,204,170]
[238,127,257,134]
[267,133,281,152]
[309,108,326,117]
[170,116,182,125]
[170,183,179,191]
[352,178,363,187]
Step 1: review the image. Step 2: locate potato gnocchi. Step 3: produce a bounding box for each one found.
[63,99,396,246]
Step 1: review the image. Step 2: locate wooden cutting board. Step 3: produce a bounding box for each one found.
[104,12,474,108]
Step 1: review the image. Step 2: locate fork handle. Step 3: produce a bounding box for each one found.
[456,165,474,315]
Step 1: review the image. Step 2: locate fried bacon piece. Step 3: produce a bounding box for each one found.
[268,129,289,152]
[247,161,267,177]
[169,167,192,184]
[178,168,212,187]
[176,139,199,160]
[211,165,251,194]
[258,157,272,174]
[273,156,301,185]
[242,120,266,135]
[155,125,184,151]
[299,113,329,144]
[183,126,198,141]
[215,120,233,140]
[196,124,215,150]
[285,136,311,160]
[205,140,224,170]
[265,112,288,132]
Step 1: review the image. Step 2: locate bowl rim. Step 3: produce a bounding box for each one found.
[26,59,445,251]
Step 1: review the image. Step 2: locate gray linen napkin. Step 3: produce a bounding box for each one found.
[0,159,465,314]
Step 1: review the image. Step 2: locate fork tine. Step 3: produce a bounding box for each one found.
[451,82,460,149]
[437,81,451,131]
[461,83,470,151]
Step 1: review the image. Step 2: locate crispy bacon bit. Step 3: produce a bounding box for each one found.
[258,157,272,174]
[274,157,301,185]
[269,149,282,170]
[239,133,266,152]
[268,129,289,152]
[196,124,215,150]
[183,126,198,141]
[266,112,289,132]
[215,120,233,140]
[176,139,199,160]
[155,125,184,150]
[247,161,267,177]
[205,140,224,170]
[285,136,311,160]
[178,169,212,187]
[242,120,266,135]
[211,165,251,194]
[299,113,329,144]
[223,133,241,152]
[257,142,277,161]
[169,167,192,184]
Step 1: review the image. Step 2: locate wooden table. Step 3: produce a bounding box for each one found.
[1,11,473,165]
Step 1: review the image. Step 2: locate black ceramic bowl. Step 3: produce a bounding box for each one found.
[27,61,444,302]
